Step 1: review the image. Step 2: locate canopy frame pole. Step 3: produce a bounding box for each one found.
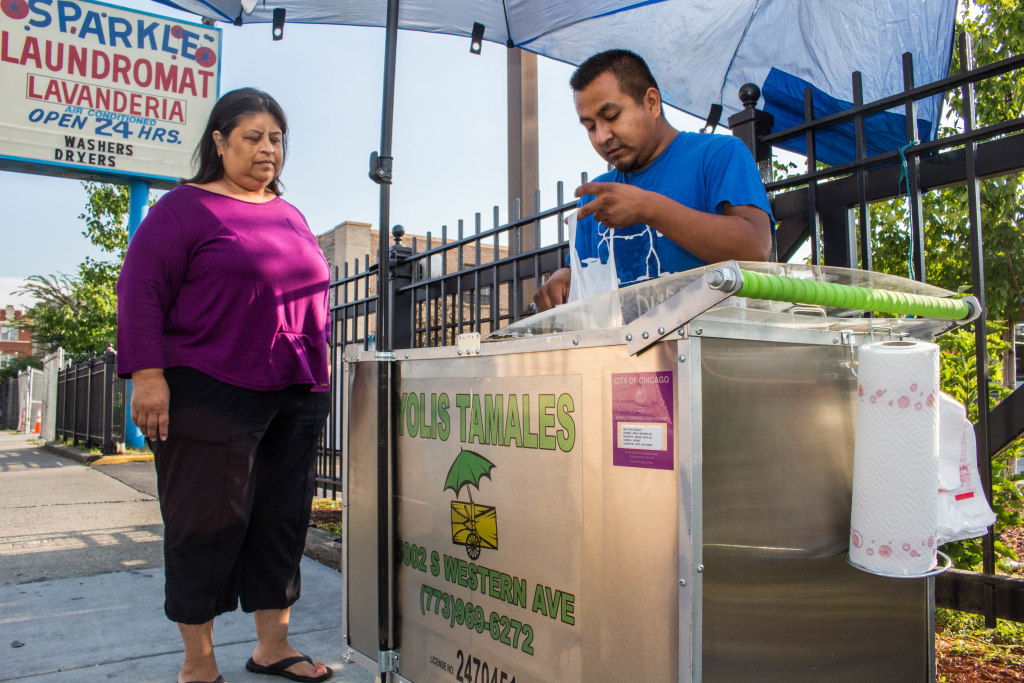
[370,0,400,678]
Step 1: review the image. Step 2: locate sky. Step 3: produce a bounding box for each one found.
[0,0,711,306]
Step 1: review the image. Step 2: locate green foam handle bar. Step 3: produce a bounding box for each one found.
[736,269,974,320]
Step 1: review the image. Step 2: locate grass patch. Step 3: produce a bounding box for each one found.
[311,497,343,537]
[936,607,1024,680]
[52,437,152,456]
[937,608,1024,647]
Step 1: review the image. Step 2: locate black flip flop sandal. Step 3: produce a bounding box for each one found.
[245,654,332,682]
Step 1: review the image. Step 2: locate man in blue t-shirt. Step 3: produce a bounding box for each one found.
[533,49,774,311]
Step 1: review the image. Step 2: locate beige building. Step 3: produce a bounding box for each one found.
[317,221,376,279]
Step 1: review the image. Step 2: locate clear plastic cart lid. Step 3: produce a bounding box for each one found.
[489,262,964,341]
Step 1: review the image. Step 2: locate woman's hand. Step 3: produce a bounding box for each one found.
[131,368,169,441]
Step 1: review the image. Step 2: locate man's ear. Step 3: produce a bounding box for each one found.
[644,87,663,117]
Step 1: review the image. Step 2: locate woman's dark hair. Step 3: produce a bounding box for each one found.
[569,49,660,106]
[182,87,288,195]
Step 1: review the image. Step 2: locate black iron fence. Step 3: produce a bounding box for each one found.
[0,378,17,430]
[321,35,1024,623]
[55,352,125,454]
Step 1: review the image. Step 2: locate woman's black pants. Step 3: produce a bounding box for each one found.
[151,367,330,625]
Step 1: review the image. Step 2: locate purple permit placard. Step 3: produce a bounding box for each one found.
[611,371,675,469]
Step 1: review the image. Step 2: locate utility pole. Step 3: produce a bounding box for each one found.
[507,47,539,242]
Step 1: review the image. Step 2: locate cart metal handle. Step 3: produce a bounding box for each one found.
[624,261,980,356]
[723,268,980,322]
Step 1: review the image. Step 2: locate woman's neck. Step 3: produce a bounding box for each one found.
[190,177,276,203]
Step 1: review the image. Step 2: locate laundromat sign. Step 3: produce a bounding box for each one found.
[0,0,220,181]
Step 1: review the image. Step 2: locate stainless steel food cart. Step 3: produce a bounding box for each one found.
[338,261,977,682]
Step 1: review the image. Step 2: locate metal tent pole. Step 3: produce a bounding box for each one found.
[369,0,400,679]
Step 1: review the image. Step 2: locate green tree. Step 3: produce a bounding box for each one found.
[17,183,138,359]
[0,354,42,381]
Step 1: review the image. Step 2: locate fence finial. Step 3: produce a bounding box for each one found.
[739,83,761,109]
[392,224,405,245]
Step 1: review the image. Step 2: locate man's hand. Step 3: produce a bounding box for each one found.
[579,181,772,263]
[131,368,169,441]
[533,267,571,312]
[575,182,651,229]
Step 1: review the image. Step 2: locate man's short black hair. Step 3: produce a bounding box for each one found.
[569,49,660,104]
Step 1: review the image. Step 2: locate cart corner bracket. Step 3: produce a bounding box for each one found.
[457,332,482,356]
[378,649,399,673]
[625,261,739,355]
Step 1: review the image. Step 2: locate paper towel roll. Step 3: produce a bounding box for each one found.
[849,340,940,576]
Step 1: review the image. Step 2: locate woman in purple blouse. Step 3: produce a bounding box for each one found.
[117,88,332,683]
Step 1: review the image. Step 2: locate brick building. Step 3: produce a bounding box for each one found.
[317,221,513,290]
[0,306,34,369]
[316,220,515,343]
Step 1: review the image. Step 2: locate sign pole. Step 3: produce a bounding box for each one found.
[123,179,150,450]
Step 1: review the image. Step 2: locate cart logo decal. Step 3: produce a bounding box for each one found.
[444,449,498,559]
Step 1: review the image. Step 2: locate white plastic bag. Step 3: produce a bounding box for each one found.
[935,393,996,544]
[562,212,623,328]
[568,212,618,302]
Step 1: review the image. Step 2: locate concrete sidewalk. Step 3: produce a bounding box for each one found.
[0,432,375,683]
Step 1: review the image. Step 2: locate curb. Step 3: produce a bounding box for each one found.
[42,441,102,464]
[304,526,342,571]
[91,454,155,466]
[41,442,153,466]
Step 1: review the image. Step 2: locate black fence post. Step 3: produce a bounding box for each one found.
[55,368,64,439]
[958,33,996,628]
[0,379,16,430]
[74,361,83,447]
[820,204,856,269]
[728,83,776,260]
[389,224,415,350]
[86,358,96,447]
[101,350,116,454]
[901,52,926,283]
[728,83,775,182]
[67,365,74,441]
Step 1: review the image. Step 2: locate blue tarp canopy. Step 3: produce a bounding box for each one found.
[154,0,957,164]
